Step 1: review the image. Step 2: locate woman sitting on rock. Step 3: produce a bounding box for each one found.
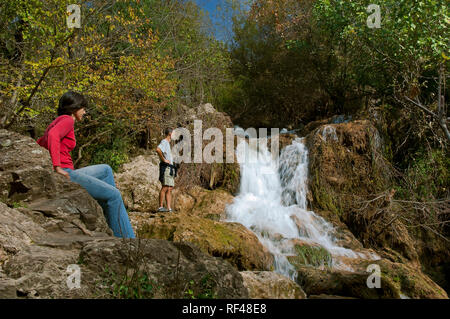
[36,91,135,239]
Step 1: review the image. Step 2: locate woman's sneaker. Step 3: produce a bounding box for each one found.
[157,207,169,213]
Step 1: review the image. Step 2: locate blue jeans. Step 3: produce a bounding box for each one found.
[62,164,135,239]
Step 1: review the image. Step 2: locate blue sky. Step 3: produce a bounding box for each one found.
[192,0,232,41]
[192,0,250,42]
[193,0,222,15]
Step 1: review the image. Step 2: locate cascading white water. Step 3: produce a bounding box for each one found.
[226,135,377,280]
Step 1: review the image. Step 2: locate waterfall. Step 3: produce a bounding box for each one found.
[226,135,377,280]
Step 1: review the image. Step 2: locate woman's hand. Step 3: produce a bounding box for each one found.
[55,166,70,180]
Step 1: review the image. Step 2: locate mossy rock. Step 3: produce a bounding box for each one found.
[295,265,400,299]
[305,121,429,268]
[294,254,448,299]
[190,187,234,220]
[176,186,234,221]
[287,241,332,268]
[376,260,448,299]
[306,120,391,217]
[348,259,448,299]
[138,214,274,271]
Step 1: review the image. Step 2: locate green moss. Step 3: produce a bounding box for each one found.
[77,254,86,265]
[222,163,240,194]
[204,214,221,221]
[138,223,176,241]
[210,222,237,247]
[311,167,341,216]
[369,260,447,299]
[288,244,332,268]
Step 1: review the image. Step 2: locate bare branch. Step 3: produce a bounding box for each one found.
[73,129,112,167]
[403,96,438,118]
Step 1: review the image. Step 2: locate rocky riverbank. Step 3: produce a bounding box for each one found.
[0,113,448,299]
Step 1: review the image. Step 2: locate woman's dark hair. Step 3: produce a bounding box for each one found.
[57,91,88,116]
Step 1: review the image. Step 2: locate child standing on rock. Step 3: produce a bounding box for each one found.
[156,128,177,212]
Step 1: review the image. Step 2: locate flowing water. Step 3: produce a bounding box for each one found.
[226,134,378,280]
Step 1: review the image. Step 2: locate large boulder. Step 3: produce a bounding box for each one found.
[114,154,161,212]
[294,258,448,299]
[2,244,81,298]
[305,121,449,294]
[0,202,47,265]
[0,129,250,299]
[286,240,333,269]
[184,186,235,220]
[295,265,400,299]
[1,234,251,299]
[170,103,241,194]
[240,271,306,299]
[306,120,390,216]
[76,239,249,299]
[357,258,448,299]
[306,122,419,262]
[114,154,235,216]
[0,199,254,299]
[0,130,58,203]
[136,213,274,271]
[0,129,111,235]
[0,201,111,298]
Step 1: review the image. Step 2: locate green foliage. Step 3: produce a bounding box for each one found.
[135,0,232,106]
[1,0,232,175]
[311,0,448,93]
[183,275,217,299]
[103,267,157,299]
[77,254,85,266]
[397,148,449,201]
[1,0,178,135]
[89,135,130,172]
[220,0,448,127]
[288,244,333,269]
[184,280,196,299]
[9,201,28,209]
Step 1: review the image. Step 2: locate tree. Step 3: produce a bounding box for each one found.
[221,0,326,128]
[0,0,181,170]
[221,0,449,134]
[133,0,232,106]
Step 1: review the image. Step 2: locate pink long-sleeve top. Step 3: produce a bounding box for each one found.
[37,115,76,170]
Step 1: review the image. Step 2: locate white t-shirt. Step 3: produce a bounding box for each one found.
[157,139,173,164]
